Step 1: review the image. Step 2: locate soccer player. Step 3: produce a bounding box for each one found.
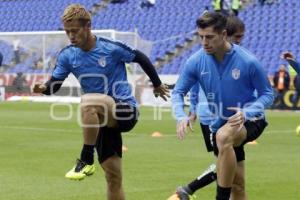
[172,11,273,200]
[32,4,169,200]
[226,16,245,46]
[172,16,246,200]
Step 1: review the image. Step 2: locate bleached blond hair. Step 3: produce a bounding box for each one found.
[61,4,91,23]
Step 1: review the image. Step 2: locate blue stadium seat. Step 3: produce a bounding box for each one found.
[0,0,300,74]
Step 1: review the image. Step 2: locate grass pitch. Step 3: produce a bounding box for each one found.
[0,102,299,200]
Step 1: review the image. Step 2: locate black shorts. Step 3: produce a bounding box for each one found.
[212,119,268,162]
[95,103,139,163]
[200,123,213,152]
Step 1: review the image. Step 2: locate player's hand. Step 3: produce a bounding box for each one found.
[281,52,295,61]
[176,118,193,140]
[32,83,47,93]
[227,107,245,132]
[188,112,197,126]
[153,84,170,101]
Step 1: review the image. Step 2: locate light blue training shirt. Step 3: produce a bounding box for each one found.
[52,36,137,107]
[189,83,214,126]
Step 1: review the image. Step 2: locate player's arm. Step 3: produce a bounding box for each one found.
[32,77,64,95]
[281,52,300,74]
[243,60,274,120]
[171,59,198,139]
[32,50,70,95]
[132,50,169,101]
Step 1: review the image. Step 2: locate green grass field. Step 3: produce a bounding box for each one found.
[0,102,300,200]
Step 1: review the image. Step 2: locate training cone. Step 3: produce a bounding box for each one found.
[247,140,258,145]
[151,131,163,137]
[166,194,179,200]
[122,145,128,152]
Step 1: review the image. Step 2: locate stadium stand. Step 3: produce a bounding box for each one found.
[0,0,300,75]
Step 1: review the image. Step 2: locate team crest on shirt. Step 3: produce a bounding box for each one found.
[231,68,240,80]
[98,57,106,67]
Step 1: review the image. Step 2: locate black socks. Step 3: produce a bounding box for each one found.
[188,171,217,193]
[80,144,94,165]
[216,185,231,200]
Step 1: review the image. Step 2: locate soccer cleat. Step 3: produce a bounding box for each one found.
[65,159,96,180]
[175,186,196,200]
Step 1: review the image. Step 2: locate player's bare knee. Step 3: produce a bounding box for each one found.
[224,122,241,133]
[81,94,116,124]
[81,93,115,107]
[81,105,97,117]
[216,126,234,149]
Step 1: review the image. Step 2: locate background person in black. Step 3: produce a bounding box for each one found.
[273,64,290,108]
[0,51,3,66]
[280,51,300,108]
[12,72,27,91]
[292,74,300,108]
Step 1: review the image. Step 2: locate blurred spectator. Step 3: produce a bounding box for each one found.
[0,51,3,66]
[273,65,290,108]
[212,0,227,14]
[280,51,300,75]
[111,0,128,3]
[0,51,4,73]
[46,55,57,69]
[13,38,21,64]
[241,0,255,8]
[31,52,44,69]
[258,0,266,5]
[292,74,300,108]
[33,58,44,69]
[140,0,155,8]
[12,72,27,91]
[212,0,241,16]
[222,0,231,15]
[280,51,300,108]
[231,0,241,16]
[134,75,147,104]
[0,50,12,72]
[212,0,222,12]
[258,0,278,6]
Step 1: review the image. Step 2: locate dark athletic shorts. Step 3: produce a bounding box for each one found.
[212,119,268,162]
[95,103,138,163]
[200,123,214,152]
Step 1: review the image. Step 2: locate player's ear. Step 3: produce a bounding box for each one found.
[86,21,91,30]
[222,29,227,41]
